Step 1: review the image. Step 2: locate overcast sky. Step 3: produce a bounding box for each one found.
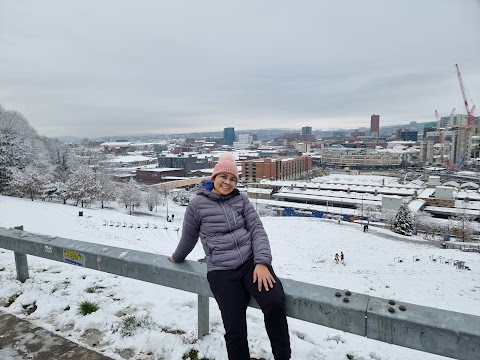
[1,0,479,138]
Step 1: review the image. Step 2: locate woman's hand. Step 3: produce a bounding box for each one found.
[167,255,175,262]
[253,264,276,292]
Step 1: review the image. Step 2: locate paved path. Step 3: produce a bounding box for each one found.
[0,310,113,360]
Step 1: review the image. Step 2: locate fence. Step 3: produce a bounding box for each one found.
[0,226,479,360]
[443,242,480,253]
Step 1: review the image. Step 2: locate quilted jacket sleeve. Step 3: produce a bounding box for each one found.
[172,197,200,263]
[243,195,272,265]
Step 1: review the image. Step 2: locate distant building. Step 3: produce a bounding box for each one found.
[320,147,402,168]
[106,155,157,168]
[100,142,131,154]
[449,114,468,127]
[419,139,434,163]
[370,114,380,134]
[301,126,312,135]
[223,127,235,145]
[136,168,185,184]
[400,131,418,141]
[237,134,253,143]
[439,117,450,127]
[157,153,209,176]
[242,156,312,182]
[450,126,469,164]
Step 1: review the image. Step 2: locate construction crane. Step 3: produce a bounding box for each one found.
[450,108,456,117]
[454,64,476,130]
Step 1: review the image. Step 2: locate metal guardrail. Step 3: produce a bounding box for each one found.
[0,226,479,360]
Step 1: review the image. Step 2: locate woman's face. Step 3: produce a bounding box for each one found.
[211,173,237,196]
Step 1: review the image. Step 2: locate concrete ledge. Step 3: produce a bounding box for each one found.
[0,310,113,360]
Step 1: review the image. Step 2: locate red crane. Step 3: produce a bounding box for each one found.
[454,64,476,130]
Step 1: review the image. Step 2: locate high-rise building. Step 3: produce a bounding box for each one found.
[301,126,312,135]
[419,139,434,163]
[370,114,380,134]
[223,127,235,145]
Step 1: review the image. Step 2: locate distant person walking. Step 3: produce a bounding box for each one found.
[340,252,345,265]
[363,224,368,232]
[335,253,339,264]
[171,214,174,222]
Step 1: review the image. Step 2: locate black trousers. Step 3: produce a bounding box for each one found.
[207,259,291,360]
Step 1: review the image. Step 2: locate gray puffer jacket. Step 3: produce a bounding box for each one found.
[172,180,272,271]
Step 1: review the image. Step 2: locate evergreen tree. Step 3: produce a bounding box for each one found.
[392,204,413,236]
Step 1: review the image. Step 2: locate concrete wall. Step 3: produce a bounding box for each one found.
[435,186,454,200]
[428,176,441,187]
[382,195,402,212]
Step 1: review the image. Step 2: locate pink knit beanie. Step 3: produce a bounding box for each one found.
[211,153,239,180]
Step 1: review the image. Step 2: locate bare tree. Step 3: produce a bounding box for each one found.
[41,137,77,182]
[412,212,447,240]
[362,204,381,225]
[118,181,142,215]
[96,171,117,209]
[171,189,195,206]
[9,164,52,201]
[382,209,397,229]
[64,166,100,207]
[451,209,476,242]
[257,203,277,217]
[144,187,159,211]
[0,105,51,192]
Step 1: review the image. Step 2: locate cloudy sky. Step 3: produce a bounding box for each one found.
[1,0,479,138]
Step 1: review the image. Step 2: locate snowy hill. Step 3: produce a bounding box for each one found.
[0,195,478,360]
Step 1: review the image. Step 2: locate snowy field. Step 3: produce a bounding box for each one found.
[0,194,479,360]
[313,174,401,186]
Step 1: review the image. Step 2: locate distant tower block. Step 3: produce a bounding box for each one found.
[371,114,380,135]
[223,127,235,145]
[301,126,312,135]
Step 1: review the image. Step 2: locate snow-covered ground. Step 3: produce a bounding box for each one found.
[0,194,479,360]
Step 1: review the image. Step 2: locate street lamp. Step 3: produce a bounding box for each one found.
[354,193,357,217]
[361,195,364,226]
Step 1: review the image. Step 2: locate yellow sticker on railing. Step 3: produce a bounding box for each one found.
[63,249,85,267]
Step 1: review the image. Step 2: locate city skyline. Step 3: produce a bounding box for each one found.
[1,0,479,138]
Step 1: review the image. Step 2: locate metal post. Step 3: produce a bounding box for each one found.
[354,193,357,217]
[165,189,169,219]
[198,295,209,339]
[361,196,364,225]
[13,226,29,283]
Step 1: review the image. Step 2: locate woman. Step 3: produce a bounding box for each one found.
[168,152,291,360]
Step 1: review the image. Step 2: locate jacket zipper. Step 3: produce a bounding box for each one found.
[220,200,244,264]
